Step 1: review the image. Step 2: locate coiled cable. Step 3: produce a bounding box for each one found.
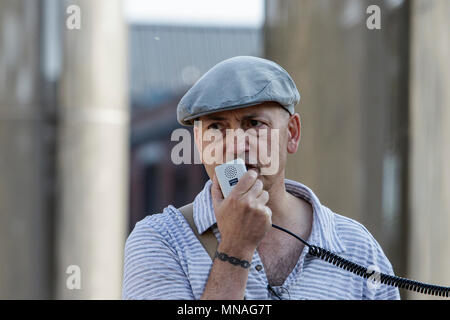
[272,224,450,298]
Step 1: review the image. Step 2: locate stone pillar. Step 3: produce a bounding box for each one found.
[56,0,129,299]
[408,0,450,300]
[0,0,51,299]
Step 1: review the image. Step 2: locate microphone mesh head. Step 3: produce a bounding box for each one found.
[224,166,237,179]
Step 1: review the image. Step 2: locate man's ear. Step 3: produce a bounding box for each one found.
[287,113,301,154]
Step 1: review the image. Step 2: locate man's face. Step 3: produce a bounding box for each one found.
[193,101,301,190]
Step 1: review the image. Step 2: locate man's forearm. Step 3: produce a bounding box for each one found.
[201,242,254,300]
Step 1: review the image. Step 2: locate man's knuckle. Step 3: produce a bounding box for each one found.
[239,198,251,209]
[249,201,258,211]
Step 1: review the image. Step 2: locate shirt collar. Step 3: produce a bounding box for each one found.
[192,178,346,254]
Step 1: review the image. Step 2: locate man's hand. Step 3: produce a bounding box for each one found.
[211,170,272,257]
[200,170,271,300]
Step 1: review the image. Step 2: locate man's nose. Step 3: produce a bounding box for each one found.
[225,128,249,159]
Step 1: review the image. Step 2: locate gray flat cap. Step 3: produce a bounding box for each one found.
[177,56,300,126]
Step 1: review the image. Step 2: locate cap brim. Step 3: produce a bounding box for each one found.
[182,101,294,126]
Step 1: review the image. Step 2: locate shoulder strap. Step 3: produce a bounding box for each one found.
[178,203,218,261]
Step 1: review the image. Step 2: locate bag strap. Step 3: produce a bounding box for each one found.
[178,203,218,261]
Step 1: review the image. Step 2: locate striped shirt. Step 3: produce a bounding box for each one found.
[122,178,400,300]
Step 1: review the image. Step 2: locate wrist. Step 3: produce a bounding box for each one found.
[214,251,251,269]
[217,241,255,261]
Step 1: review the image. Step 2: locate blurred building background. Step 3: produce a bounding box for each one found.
[0,0,449,299]
[128,23,262,230]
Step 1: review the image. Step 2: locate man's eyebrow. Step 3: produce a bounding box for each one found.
[203,112,269,122]
[241,112,267,119]
[203,115,228,121]
[242,112,274,124]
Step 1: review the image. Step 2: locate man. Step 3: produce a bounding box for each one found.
[122,56,400,300]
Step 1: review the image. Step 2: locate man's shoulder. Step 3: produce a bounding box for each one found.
[324,206,395,273]
[125,205,187,249]
[330,208,379,246]
[131,207,172,232]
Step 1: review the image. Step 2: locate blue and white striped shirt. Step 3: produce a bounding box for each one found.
[122,178,400,300]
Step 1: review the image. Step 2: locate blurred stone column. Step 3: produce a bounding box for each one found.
[0,0,51,299]
[56,0,129,299]
[265,0,410,291]
[408,0,450,300]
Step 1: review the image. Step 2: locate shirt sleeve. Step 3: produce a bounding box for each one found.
[122,217,195,300]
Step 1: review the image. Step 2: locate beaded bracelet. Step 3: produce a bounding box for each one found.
[214,250,251,269]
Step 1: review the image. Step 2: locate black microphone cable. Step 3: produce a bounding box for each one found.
[271,223,450,298]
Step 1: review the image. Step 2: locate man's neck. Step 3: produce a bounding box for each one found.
[265,177,313,235]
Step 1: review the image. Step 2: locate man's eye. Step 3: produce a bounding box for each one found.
[249,120,263,127]
[208,123,221,130]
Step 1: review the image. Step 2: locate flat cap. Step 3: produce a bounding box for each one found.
[177,56,300,126]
